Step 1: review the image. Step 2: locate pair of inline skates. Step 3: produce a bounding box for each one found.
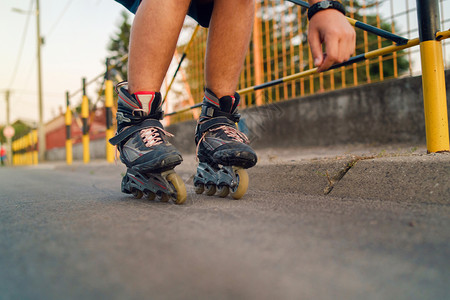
[109,82,257,204]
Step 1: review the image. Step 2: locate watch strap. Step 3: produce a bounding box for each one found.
[307,1,346,21]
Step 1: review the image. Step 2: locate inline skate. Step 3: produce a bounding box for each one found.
[193,89,257,199]
[109,82,186,204]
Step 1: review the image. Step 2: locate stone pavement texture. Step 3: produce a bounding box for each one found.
[251,144,450,204]
[0,144,449,299]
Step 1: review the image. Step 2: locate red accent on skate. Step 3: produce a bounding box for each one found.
[129,174,145,185]
[135,91,156,112]
[231,96,235,112]
[119,94,139,109]
[152,179,167,190]
[129,173,167,190]
[205,94,219,106]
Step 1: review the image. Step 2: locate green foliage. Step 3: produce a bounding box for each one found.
[107,11,131,82]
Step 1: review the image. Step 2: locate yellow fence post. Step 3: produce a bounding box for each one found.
[105,59,115,163]
[12,139,16,166]
[82,78,90,163]
[252,1,263,106]
[26,133,31,165]
[65,91,73,165]
[32,130,38,165]
[416,0,450,153]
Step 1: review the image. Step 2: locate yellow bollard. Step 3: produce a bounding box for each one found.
[419,40,449,152]
[417,0,450,152]
[104,60,115,163]
[65,92,73,165]
[82,78,90,163]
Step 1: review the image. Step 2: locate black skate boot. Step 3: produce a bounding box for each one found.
[193,89,257,199]
[109,82,186,204]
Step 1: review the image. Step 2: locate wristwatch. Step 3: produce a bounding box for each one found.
[307,1,346,21]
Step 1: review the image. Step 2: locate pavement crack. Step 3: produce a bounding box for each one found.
[323,155,374,195]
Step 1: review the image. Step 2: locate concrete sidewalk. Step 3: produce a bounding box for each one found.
[47,143,449,204]
[249,144,450,204]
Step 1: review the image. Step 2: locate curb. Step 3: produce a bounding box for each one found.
[248,151,450,204]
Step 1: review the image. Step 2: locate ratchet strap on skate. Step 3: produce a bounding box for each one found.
[109,119,164,146]
[200,101,241,123]
[196,116,237,137]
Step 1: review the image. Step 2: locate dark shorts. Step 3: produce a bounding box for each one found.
[114,0,214,27]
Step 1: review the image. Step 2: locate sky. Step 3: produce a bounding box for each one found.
[0,0,449,126]
[0,0,132,124]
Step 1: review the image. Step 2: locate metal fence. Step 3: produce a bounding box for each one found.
[168,0,450,123]
[12,130,38,166]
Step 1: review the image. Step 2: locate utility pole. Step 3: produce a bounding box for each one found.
[10,0,45,161]
[36,0,45,161]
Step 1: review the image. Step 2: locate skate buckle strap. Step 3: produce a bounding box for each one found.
[201,101,241,123]
[195,117,250,158]
[116,109,164,125]
[109,119,164,145]
[197,116,236,135]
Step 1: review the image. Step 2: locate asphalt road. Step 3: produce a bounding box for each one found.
[0,155,449,299]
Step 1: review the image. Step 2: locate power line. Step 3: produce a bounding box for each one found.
[8,0,34,89]
[45,0,75,40]
[0,89,62,98]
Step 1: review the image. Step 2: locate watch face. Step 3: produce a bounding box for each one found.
[319,1,332,9]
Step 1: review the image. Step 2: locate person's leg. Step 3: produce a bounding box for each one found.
[193,0,257,199]
[204,0,254,98]
[110,0,191,203]
[127,0,192,94]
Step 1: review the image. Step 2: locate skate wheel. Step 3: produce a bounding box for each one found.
[194,183,205,194]
[160,193,170,202]
[205,184,216,196]
[217,185,230,198]
[146,192,156,201]
[231,169,249,200]
[167,173,187,204]
[132,189,143,199]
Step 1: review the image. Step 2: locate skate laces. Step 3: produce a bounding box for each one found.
[195,125,249,158]
[211,125,249,144]
[140,127,173,147]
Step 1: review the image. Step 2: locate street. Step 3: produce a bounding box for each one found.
[0,152,449,299]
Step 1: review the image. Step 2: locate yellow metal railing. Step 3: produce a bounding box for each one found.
[166,0,449,152]
[12,130,38,166]
[184,0,428,108]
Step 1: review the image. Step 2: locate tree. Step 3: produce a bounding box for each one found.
[107,10,132,82]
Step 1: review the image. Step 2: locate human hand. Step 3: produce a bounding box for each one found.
[307,7,356,72]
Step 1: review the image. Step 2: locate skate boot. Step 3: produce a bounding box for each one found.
[109,82,186,204]
[193,89,257,199]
